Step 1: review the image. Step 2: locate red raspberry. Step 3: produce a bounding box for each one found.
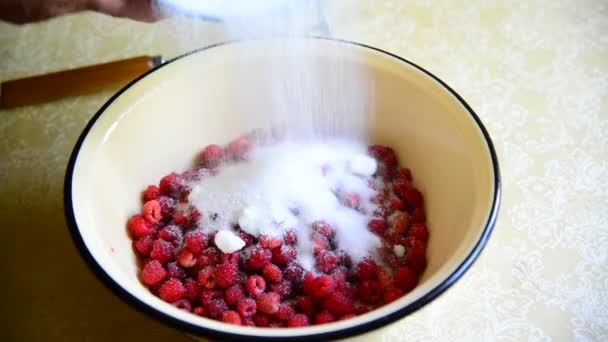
[214,262,238,288]
[246,275,266,297]
[143,185,161,202]
[394,267,418,293]
[405,240,427,273]
[150,239,173,263]
[172,299,192,311]
[259,235,282,249]
[183,278,201,303]
[247,247,272,270]
[252,313,271,327]
[368,218,386,236]
[392,179,412,199]
[158,278,185,302]
[196,247,220,269]
[269,321,286,328]
[200,289,223,306]
[409,223,429,242]
[312,233,330,254]
[158,196,176,221]
[283,262,304,283]
[340,282,357,299]
[283,229,297,245]
[224,284,245,308]
[394,167,413,181]
[184,230,208,254]
[389,197,406,211]
[377,269,394,289]
[166,262,186,279]
[133,236,154,256]
[159,172,183,197]
[275,303,295,321]
[323,292,354,316]
[158,225,182,243]
[271,245,297,265]
[313,221,334,238]
[270,280,293,299]
[357,279,382,304]
[296,296,316,317]
[390,211,410,234]
[199,144,225,168]
[205,299,229,319]
[127,214,153,238]
[335,250,352,267]
[383,288,404,304]
[242,318,255,326]
[173,211,194,228]
[226,137,250,160]
[222,310,241,325]
[314,311,336,324]
[312,275,335,299]
[256,292,280,314]
[142,200,162,224]
[237,298,257,318]
[262,264,283,283]
[382,147,397,168]
[238,231,254,247]
[141,259,166,285]
[302,273,315,295]
[316,251,338,274]
[354,306,370,315]
[177,249,196,268]
[403,187,423,209]
[197,267,216,289]
[220,252,240,264]
[367,145,387,161]
[411,207,426,223]
[339,314,357,321]
[330,267,348,290]
[355,257,379,280]
[193,306,207,317]
[287,314,310,327]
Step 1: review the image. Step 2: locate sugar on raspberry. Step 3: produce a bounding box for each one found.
[256,292,280,315]
[287,314,310,327]
[141,259,166,285]
[214,262,238,288]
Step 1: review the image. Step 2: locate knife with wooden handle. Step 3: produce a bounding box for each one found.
[0,55,164,109]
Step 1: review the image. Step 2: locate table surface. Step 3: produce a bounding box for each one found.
[1,1,606,341]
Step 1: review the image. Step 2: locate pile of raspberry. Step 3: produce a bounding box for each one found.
[127,136,429,327]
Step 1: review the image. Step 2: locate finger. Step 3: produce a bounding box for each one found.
[91,0,161,22]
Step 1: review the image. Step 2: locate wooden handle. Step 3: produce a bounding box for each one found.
[0,55,163,109]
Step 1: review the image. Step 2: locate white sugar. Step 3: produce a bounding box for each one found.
[214,230,246,253]
[188,140,380,268]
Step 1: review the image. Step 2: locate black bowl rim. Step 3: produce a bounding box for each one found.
[64,37,501,341]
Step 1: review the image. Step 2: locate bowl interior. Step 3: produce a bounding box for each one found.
[68,39,497,339]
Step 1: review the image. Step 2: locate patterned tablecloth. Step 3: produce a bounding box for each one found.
[1,1,606,341]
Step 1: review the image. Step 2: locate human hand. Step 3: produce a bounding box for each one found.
[0,0,160,24]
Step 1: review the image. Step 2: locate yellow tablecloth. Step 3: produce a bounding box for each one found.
[1,1,606,341]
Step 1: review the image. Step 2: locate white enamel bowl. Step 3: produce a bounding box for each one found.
[64,38,500,341]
